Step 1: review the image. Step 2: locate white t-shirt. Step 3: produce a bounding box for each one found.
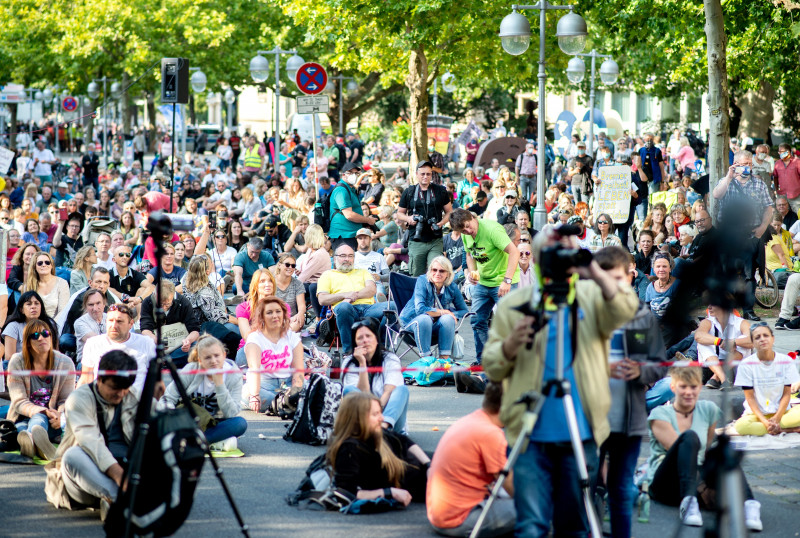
[734,353,800,415]
[354,250,388,277]
[217,145,233,160]
[32,148,55,176]
[577,228,596,249]
[209,246,238,273]
[82,332,156,395]
[94,254,116,271]
[342,352,403,398]
[245,330,301,382]
[205,189,232,208]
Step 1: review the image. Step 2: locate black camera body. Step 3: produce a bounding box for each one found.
[412,214,441,240]
[540,245,592,281]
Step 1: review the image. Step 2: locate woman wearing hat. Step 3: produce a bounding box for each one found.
[496,189,520,225]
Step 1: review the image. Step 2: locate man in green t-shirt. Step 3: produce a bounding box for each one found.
[329,162,377,251]
[450,208,520,363]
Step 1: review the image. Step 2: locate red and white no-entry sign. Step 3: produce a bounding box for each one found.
[295,63,328,95]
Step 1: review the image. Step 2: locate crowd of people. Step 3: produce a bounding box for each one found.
[1,123,800,537]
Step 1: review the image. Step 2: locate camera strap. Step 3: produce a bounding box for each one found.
[414,184,432,219]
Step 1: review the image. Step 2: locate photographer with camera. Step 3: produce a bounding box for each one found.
[482,225,638,538]
[397,161,453,277]
[449,209,519,365]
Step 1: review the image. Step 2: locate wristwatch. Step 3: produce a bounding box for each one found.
[503,277,512,285]
[121,293,130,302]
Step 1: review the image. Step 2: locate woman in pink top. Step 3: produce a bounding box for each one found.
[235,268,276,366]
[295,224,332,329]
[675,137,696,176]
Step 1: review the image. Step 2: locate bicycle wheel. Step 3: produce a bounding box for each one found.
[755,270,779,309]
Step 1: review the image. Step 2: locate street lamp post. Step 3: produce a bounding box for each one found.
[249,48,304,164]
[329,74,355,135]
[566,51,619,156]
[87,76,118,167]
[185,67,207,158]
[499,2,588,230]
[431,72,456,117]
[224,90,236,130]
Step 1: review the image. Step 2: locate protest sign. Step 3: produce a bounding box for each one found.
[594,165,631,223]
[0,147,14,175]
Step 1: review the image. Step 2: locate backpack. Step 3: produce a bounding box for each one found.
[402,356,468,386]
[284,373,343,446]
[315,183,348,234]
[104,407,206,537]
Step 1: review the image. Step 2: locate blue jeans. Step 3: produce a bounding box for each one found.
[333,301,393,353]
[205,416,248,445]
[242,376,288,412]
[513,440,598,538]
[404,313,456,356]
[60,333,77,355]
[304,282,322,318]
[343,384,409,434]
[16,411,62,442]
[471,283,517,363]
[646,377,674,412]
[601,434,641,538]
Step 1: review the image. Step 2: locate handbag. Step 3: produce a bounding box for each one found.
[0,419,19,452]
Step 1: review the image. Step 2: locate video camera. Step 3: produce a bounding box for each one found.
[411,214,441,240]
[539,224,592,281]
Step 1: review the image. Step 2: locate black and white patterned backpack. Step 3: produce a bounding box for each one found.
[284,374,342,446]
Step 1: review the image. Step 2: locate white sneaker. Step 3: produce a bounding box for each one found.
[209,436,237,452]
[745,499,763,532]
[680,496,703,527]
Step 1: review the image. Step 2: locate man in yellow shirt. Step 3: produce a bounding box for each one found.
[317,244,393,353]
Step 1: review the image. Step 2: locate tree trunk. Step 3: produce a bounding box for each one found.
[121,72,131,137]
[9,104,17,151]
[406,45,429,176]
[146,93,157,151]
[704,0,731,221]
[735,80,774,142]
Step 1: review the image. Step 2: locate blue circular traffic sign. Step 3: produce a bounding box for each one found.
[62,96,78,112]
[295,63,328,95]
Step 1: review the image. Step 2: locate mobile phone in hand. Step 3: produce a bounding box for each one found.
[208,211,217,230]
[59,208,68,221]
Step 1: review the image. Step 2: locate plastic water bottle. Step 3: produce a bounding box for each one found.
[637,481,650,523]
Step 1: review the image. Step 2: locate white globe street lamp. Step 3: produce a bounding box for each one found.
[42,88,54,102]
[35,90,44,101]
[86,83,99,100]
[599,58,620,85]
[110,82,122,99]
[346,80,358,92]
[566,57,586,84]
[441,72,456,93]
[249,55,270,83]
[285,54,305,81]
[498,10,531,56]
[555,11,588,55]
[224,89,236,105]
[191,70,207,93]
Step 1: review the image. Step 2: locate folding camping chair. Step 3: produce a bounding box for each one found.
[384,272,474,360]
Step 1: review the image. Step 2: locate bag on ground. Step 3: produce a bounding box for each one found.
[284,373,342,446]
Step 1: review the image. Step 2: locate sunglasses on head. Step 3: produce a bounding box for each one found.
[520,237,530,243]
[36,259,51,267]
[750,321,769,330]
[30,329,51,340]
[108,304,134,316]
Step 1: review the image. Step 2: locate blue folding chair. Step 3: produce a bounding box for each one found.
[384,272,473,360]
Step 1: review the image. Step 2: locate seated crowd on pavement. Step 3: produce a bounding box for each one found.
[3,126,800,537]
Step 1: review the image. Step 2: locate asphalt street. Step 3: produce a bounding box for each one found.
[2,318,800,537]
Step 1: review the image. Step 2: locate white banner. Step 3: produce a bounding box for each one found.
[594,165,632,224]
[0,147,14,174]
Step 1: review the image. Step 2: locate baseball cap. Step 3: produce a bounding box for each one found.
[341,162,363,173]
[356,228,372,237]
[264,215,280,230]
[577,141,586,148]
[58,181,68,189]
[416,160,434,169]
[567,215,584,225]
[505,191,518,199]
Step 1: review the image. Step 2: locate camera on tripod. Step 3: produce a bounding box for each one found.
[412,214,440,240]
[539,224,592,281]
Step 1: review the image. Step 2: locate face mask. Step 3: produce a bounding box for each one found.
[602,152,611,160]
[780,151,790,159]
[343,173,357,185]
[577,149,586,156]
[756,153,766,160]
[735,166,751,177]
[526,148,534,155]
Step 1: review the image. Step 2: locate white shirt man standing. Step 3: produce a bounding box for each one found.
[31,140,58,182]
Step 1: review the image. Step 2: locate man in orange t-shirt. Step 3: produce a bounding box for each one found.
[426,383,516,537]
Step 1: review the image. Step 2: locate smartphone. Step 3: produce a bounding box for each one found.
[208,211,217,230]
[59,208,68,221]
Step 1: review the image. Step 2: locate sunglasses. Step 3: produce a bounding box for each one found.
[283,262,296,269]
[520,251,532,257]
[597,221,609,225]
[214,235,226,239]
[520,237,531,243]
[36,260,52,267]
[559,210,571,214]
[116,252,132,258]
[108,304,134,316]
[430,268,448,274]
[30,329,51,340]
[750,321,769,330]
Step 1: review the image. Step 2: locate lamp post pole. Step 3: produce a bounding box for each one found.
[579,50,610,157]
[500,2,587,230]
[330,74,354,135]
[567,51,619,158]
[88,77,117,167]
[254,47,298,162]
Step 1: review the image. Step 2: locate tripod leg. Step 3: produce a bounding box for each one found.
[160,359,251,538]
[561,391,603,538]
[470,394,545,538]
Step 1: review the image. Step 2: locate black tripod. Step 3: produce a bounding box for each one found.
[470,283,601,538]
[117,212,249,537]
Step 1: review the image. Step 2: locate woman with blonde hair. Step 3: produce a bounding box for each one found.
[26,252,69,318]
[239,187,263,227]
[181,256,238,330]
[642,202,669,245]
[326,391,430,504]
[484,181,507,222]
[399,256,468,360]
[274,252,306,333]
[241,296,304,412]
[162,334,247,445]
[69,245,97,294]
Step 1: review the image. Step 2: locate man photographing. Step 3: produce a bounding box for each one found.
[482,226,638,537]
[397,161,453,276]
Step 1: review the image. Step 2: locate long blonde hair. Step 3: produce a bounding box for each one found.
[26,252,55,292]
[73,245,96,276]
[184,256,212,294]
[326,392,405,487]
